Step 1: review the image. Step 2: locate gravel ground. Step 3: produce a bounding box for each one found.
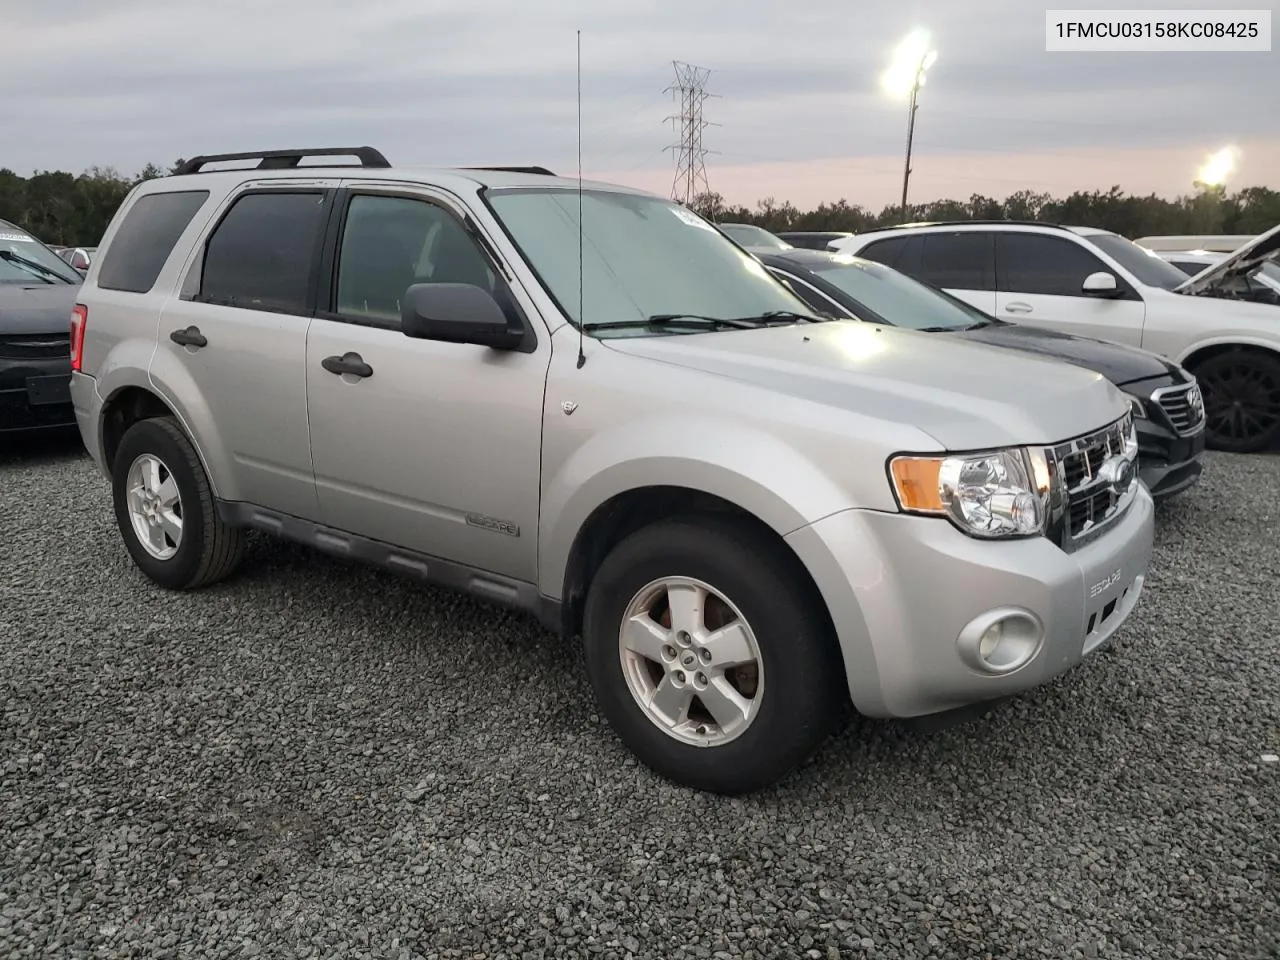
[1,429,1277,960]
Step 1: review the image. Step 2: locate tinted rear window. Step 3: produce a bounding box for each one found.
[198,191,329,314]
[96,190,210,293]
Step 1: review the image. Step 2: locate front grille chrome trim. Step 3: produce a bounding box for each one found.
[1043,412,1140,552]
[1150,380,1206,437]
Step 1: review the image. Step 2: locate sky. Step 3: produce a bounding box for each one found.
[3,0,1276,211]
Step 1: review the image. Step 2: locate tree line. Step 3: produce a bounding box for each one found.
[1,161,1277,247]
[691,184,1280,239]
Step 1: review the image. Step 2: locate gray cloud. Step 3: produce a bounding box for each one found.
[1,0,1273,192]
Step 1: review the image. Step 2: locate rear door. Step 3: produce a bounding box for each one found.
[992,232,1146,346]
[857,231,997,313]
[155,185,331,517]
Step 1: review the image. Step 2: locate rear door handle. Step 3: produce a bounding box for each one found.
[169,325,207,348]
[321,352,374,379]
[1004,302,1033,314]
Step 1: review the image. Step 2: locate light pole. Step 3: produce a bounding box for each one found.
[880,29,938,222]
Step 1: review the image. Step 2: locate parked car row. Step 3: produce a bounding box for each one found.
[0,219,82,435]
[0,147,1263,795]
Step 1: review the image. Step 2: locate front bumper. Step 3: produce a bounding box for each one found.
[785,484,1155,719]
[1135,417,1205,498]
[0,356,75,434]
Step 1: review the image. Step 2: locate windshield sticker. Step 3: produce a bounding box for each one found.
[669,206,717,232]
[0,233,35,242]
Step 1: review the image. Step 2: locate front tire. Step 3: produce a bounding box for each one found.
[1190,348,1280,453]
[581,515,845,794]
[111,416,245,590]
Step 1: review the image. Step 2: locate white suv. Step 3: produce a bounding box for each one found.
[830,221,1280,452]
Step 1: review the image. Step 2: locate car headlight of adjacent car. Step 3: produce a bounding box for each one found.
[889,446,1055,539]
[1125,393,1147,419]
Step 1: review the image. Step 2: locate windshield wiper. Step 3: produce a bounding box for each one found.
[0,250,64,283]
[582,309,829,334]
[583,316,752,333]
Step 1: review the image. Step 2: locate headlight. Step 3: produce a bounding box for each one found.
[889,446,1054,539]
[1125,393,1147,419]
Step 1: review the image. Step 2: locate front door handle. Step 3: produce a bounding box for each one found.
[321,352,374,379]
[1004,302,1033,314]
[169,325,207,348]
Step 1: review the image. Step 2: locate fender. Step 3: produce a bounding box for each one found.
[536,413,874,600]
[1176,333,1280,367]
[140,344,238,501]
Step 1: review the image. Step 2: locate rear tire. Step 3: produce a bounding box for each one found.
[111,416,244,590]
[581,514,845,795]
[1189,348,1280,453]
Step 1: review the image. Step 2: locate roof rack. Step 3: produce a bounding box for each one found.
[173,147,391,175]
[458,166,557,176]
[857,219,1071,234]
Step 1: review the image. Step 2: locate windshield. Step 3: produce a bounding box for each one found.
[806,255,990,331]
[485,188,812,338]
[718,223,793,250]
[1081,233,1191,290]
[0,226,82,284]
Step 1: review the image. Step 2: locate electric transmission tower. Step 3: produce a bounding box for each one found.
[664,61,719,205]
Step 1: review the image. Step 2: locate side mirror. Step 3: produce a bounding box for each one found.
[1082,271,1119,297]
[400,283,523,350]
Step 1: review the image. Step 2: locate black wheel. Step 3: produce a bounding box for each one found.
[1190,348,1280,453]
[581,514,846,795]
[111,416,245,589]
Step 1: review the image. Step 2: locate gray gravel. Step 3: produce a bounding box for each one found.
[1,429,1277,960]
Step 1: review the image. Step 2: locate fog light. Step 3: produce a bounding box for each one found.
[979,622,1002,660]
[957,608,1045,676]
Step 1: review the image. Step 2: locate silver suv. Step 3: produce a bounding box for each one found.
[69,146,1156,794]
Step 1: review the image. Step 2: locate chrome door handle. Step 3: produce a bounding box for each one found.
[1004,302,1033,314]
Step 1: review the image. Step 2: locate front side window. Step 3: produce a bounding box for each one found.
[485,188,810,338]
[0,224,82,284]
[334,194,500,326]
[996,233,1117,297]
[199,191,329,314]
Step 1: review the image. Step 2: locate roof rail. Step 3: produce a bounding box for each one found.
[459,165,557,176]
[173,146,391,175]
[858,219,1072,234]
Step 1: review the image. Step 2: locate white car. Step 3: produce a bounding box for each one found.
[830,221,1280,452]
[1153,250,1280,303]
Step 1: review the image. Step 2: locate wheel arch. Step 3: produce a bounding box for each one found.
[554,485,846,694]
[1177,336,1280,370]
[98,381,224,498]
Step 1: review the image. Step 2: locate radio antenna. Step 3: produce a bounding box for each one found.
[575,29,586,369]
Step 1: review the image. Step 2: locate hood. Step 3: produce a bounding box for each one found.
[1174,222,1280,296]
[948,321,1178,387]
[602,321,1127,451]
[0,282,81,335]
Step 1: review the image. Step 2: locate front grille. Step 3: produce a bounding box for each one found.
[1048,413,1137,547]
[0,334,70,360]
[1150,381,1205,436]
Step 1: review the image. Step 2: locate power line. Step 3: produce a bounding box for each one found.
[664,61,719,204]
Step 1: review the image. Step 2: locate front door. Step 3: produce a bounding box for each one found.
[992,233,1146,347]
[304,188,550,582]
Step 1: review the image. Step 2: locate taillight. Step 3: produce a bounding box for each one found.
[70,304,87,372]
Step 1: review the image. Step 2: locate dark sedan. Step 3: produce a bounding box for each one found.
[758,248,1206,498]
[0,219,81,435]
